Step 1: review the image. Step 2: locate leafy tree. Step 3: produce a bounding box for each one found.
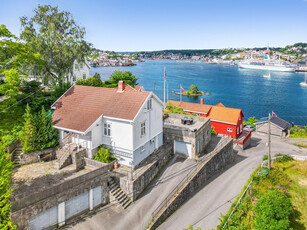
[109,70,138,86]
[254,189,292,230]
[20,5,92,84]
[19,105,59,153]
[189,84,199,94]
[94,146,114,163]
[76,73,103,87]
[19,104,36,153]
[0,24,43,100]
[0,144,16,229]
[211,127,217,136]
[246,117,258,127]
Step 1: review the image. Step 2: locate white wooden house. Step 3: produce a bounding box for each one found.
[51,81,164,167]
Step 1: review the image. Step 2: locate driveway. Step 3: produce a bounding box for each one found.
[158,132,307,230]
[66,156,198,230]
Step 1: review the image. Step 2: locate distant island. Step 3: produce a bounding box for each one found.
[174,84,206,96]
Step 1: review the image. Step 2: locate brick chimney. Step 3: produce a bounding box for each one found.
[117,81,125,92]
[200,98,204,104]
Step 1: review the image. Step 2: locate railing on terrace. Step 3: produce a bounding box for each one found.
[151,137,231,220]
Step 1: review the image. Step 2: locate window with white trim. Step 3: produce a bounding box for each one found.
[141,122,146,136]
[147,98,152,110]
[80,64,83,69]
[141,145,146,152]
[237,127,239,134]
[75,64,78,69]
[239,115,241,121]
[83,74,86,79]
[73,75,76,81]
[240,124,243,132]
[104,123,111,136]
[227,128,233,132]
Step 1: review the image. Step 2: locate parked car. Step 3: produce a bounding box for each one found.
[244,125,255,132]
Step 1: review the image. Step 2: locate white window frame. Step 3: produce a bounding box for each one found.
[141,122,146,136]
[104,123,111,136]
[75,64,78,69]
[147,98,152,110]
[80,63,83,69]
[227,127,233,132]
[83,74,86,79]
[237,127,239,134]
[73,75,76,82]
[240,124,243,132]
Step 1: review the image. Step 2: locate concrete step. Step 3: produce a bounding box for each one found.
[109,178,132,209]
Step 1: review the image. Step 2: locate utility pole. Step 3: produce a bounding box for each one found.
[268,113,271,170]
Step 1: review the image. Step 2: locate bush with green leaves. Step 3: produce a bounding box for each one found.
[244,117,258,127]
[289,125,307,138]
[76,73,103,87]
[211,127,217,136]
[255,189,293,230]
[19,104,59,153]
[94,146,115,163]
[164,102,190,115]
[0,144,16,229]
[109,70,138,86]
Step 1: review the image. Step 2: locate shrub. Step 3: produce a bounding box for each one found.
[0,144,16,229]
[76,73,103,87]
[254,189,293,230]
[19,105,59,153]
[109,70,138,86]
[274,153,294,163]
[211,127,217,136]
[94,146,115,163]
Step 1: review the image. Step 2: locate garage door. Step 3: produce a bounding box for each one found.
[174,140,192,157]
[93,185,102,207]
[29,206,58,230]
[65,191,89,219]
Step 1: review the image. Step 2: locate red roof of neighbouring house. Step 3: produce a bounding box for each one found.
[168,100,212,114]
[168,100,244,125]
[207,106,243,125]
[52,85,150,133]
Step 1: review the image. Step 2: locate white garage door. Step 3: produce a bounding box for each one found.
[174,140,192,157]
[93,185,102,208]
[29,206,58,230]
[65,191,89,220]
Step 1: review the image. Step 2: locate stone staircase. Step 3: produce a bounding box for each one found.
[109,178,132,209]
[56,143,78,169]
[12,146,23,166]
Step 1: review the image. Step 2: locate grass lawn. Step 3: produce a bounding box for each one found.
[283,160,307,229]
[218,158,307,229]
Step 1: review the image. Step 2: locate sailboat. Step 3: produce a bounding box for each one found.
[263,71,271,79]
[300,74,307,87]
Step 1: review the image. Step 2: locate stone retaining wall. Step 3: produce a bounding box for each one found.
[11,165,110,229]
[150,139,235,229]
[18,147,57,166]
[84,157,115,171]
[118,143,174,201]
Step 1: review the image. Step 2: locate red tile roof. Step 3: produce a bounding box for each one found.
[52,85,150,133]
[208,106,243,125]
[168,100,211,114]
[168,100,243,125]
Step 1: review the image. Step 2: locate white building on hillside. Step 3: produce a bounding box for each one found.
[69,60,91,83]
[51,81,164,167]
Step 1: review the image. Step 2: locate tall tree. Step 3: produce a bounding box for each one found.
[20,5,92,84]
[109,70,139,86]
[0,24,43,100]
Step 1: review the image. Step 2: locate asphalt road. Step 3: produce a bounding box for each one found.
[158,132,307,230]
[67,133,307,230]
[67,156,198,230]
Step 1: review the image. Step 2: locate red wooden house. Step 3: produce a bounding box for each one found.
[168,100,244,138]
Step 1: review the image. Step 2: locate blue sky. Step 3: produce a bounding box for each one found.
[1,0,307,51]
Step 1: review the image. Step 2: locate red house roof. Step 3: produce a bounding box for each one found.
[52,85,150,133]
[167,100,243,125]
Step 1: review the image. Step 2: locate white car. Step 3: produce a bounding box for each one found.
[244,125,255,132]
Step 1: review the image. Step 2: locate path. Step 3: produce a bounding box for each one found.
[158,132,307,230]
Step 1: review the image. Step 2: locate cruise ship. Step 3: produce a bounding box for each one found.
[238,60,295,72]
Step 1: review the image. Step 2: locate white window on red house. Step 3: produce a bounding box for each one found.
[240,124,243,132]
[227,128,233,132]
[104,123,111,136]
[237,127,239,134]
[141,122,146,136]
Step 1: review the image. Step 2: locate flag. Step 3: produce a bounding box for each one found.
[180,85,185,92]
[164,67,166,83]
[272,111,277,117]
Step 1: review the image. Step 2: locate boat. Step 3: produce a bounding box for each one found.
[238,45,295,72]
[263,72,271,79]
[300,74,307,87]
[238,60,295,72]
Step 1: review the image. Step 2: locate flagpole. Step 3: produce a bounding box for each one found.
[164,67,166,105]
[180,85,182,102]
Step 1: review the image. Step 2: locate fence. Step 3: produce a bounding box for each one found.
[151,137,230,220]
